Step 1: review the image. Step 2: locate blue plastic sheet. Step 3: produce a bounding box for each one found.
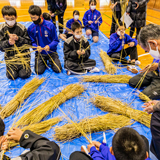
[0,22,151,159]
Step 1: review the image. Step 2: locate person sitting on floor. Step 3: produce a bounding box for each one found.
[59,10,82,41]
[0,6,31,80]
[69,127,150,160]
[129,24,160,99]
[63,21,99,75]
[42,12,52,22]
[0,117,61,160]
[27,5,62,75]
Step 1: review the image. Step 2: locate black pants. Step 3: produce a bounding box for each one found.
[110,11,121,35]
[129,71,160,99]
[110,46,138,61]
[130,27,141,39]
[64,59,96,73]
[35,52,62,75]
[51,10,64,34]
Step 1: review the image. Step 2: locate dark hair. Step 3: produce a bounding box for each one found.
[2,6,17,17]
[71,21,82,32]
[73,10,80,16]
[42,12,51,21]
[89,0,97,5]
[115,21,126,31]
[139,24,160,48]
[0,117,5,136]
[112,127,146,160]
[28,5,42,16]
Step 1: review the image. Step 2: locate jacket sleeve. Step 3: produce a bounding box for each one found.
[125,34,138,46]
[138,0,148,7]
[27,27,38,48]
[82,40,90,59]
[47,0,52,11]
[66,20,71,29]
[97,13,102,26]
[64,42,78,60]
[83,12,89,27]
[19,130,60,160]
[89,146,105,160]
[48,24,59,51]
[109,34,122,51]
[126,0,132,13]
[153,102,160,112]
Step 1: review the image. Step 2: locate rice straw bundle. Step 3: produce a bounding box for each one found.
[100,50,117,74]
[9,117,62,148]
[82,75,132,83]
[0,77,45,119]
[16,83,85,127]
[138,92,151,102]
[54,113,131,141]
[92,95,151,127]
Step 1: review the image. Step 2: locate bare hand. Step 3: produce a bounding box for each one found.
[135,2,139,9]
[7,128,23,142]
[87,143,95,153]
[49,11,52,14]
[126,12,130,15]
[51,13,55,17]
[37,46,43,52]
[44,45,50,51]
[95,20,98,24]
[92,141,101,151]
[77,50,81,55]
[0,136,8,150]
[128,42,135,47]
[9,34,18,41]
[140,63,158,73]
[88,21,93,24]
[9,38,15,45]
[110,2,117,10]
[81,50,85,55]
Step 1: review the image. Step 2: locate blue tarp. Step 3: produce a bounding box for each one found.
[0,22,151,159]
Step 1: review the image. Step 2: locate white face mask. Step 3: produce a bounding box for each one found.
[149,41,160,60]
[117,30,125,36]
[74,15,79,20]
[90,5,96,10]
[6,20,16,27]
[75,34,82,39]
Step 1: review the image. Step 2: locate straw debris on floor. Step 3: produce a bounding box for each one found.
[92,95,151,127]
[16,83,85,127]
[0,77,45,119]
[54,113,131,141]
[82,75,132,83]
[100,50,117,74]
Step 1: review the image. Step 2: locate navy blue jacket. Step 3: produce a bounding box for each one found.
[107,33,138,55]
[66,18,82,30]
[27,20,59,55]
[83,9,102,32]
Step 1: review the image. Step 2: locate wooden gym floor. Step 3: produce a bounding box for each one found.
[0,0,160,68]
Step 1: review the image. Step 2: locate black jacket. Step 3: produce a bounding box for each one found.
[47,0,67,13]
[111,0,122,12]
[1,130,61,160]
[0,22,31,58]
[63,36,91,62]
[126,0,149,28]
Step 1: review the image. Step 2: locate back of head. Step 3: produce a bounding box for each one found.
[71,21,81,32]
[138,24,160,48]
[112,127,146,160]
[0,117,5,136]
[42,12,51,21]
[28,5,42,16]
[2,5,17,17]
[115,21,126,31]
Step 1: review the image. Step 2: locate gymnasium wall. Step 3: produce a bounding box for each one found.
[148,0,160,10]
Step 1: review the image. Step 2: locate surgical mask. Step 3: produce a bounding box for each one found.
[90,5,96,10]
[117,30,125,36]
[33,17,41,25]
[149,41,160,60]
[6,20,16,27]
[75,34,82,39]
[74,15,79,20]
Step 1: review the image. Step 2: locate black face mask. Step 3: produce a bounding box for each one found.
[33,17,41,25]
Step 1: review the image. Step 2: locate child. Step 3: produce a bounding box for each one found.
[0,118,61,160]
[70,127,150,160]
[63,21,98,75]
[42,12,52,22]
[27,5,62,75]
[60,10,82,41]
[0,6,31,80]
[83,0,102,43]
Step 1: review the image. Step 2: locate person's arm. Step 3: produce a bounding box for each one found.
[126,34,138,46]
[97,13,102,26]
[47,0,52,11]
[63,42,78,60]
[82,40,90,59]
[89,146,105,160]
[138,0,148,7]
[27,28,38,48]
[126,0,132,13]
[61,0,67,12]
[48,24,59,51]
[83,12,89,26]
[153,102,160,112]
[109,34,122,51]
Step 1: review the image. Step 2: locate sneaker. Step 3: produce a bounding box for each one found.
[127,65,138,74]
[135,60,141,65]
[67,70,71,75]
[89,67,100,73]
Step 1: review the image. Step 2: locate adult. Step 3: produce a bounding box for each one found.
[129,24,160,99]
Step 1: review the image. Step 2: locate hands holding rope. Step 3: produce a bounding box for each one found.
[8,34,18,45]
[140,63,159,73]
[37,45,50,52]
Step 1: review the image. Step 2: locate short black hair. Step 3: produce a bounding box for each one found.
[28,5,42,16]
[71,21,82,32]
[115,21,126,31]
[112,127,146,160]
[89,0,97,5]
[42,12,51,21]
[73,10,80,16]
[0,117,5,136]
[2,6,17,17]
